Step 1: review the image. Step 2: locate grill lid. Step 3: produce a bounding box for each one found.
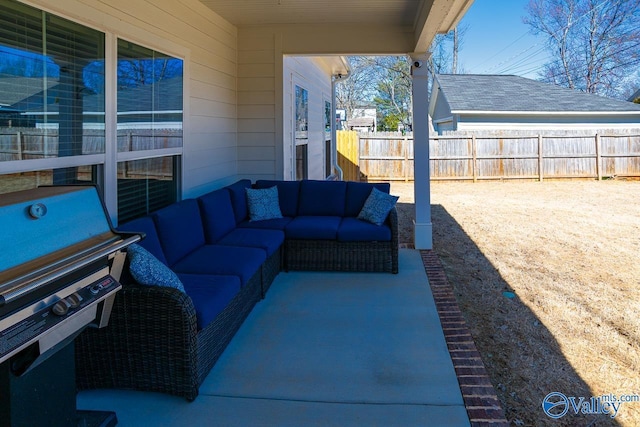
[0,185,138,306]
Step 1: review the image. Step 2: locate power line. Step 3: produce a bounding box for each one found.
[476,0,613,76]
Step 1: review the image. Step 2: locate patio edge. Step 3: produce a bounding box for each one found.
[420,250,510,427]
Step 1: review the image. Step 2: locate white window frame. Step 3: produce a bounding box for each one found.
[292,78,309,181]
[0,4,187,226]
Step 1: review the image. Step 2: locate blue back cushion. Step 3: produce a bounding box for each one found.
[255,180,300,217]
[345,182,390,217]
[152,199,205,266]
[225,179,252,224]
[198,189,237,243]
[117,216,168,266]
[298,180,347,216]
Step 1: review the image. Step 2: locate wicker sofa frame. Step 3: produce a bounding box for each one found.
[76,252,279,401]
[76,181,398,402]
[284,208,398,274]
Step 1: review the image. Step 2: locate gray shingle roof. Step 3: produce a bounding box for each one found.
[435,74,640,113]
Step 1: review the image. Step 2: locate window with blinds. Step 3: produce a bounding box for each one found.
[0,167,97,195]
[117,157,178,224]
[115,39,182,222]
[325,100,332,178]
[0,2,182,225]
[295,85,308,180]
[0,0,105,163]
[116,39,183,153]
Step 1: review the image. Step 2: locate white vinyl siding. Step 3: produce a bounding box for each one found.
[237,30,278,181]
[27,0,239,200]
[283,57,333,180]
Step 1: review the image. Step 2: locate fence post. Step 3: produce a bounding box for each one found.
[128,132,133,152]
[355,133,361,181]
[472,135,477,182]
[538,134,544,182]
[404,135,409,182]
[16,131,22,160]
[595,133,602,181]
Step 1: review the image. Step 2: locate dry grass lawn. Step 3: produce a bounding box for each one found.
[391,180,640,427]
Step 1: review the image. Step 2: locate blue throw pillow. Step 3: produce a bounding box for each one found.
[246,186,283,221]
[357,187,399,226]
[127,244,185,292]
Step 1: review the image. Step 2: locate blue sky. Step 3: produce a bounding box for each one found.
[457,0,551,79]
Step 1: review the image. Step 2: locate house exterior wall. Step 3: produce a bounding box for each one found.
[431,93,452,123]
[237,28,280,181]
[429,90,454,134]
[282,56,333,180]
[237,27,334,181]
[27,0,239,199]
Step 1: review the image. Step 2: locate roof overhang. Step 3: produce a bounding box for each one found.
[413,0,474,53]
[309,56,351,77]
[199,0,474,55]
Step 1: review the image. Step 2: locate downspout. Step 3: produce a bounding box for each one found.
[331,72,350,181]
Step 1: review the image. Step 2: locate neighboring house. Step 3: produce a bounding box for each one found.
[11,77,185,130]
[429,74,640,134]
[0,75,57,127]
[346,108,377,132]
[628,89,640,103]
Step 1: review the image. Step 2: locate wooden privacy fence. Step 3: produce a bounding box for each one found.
[0,128,182,161]
[337,131,640,181]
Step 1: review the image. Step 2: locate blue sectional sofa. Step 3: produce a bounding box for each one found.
[76,179,398,401]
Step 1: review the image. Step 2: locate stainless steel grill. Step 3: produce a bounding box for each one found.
[0,185,141,427]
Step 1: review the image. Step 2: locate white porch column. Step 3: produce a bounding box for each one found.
[410,55,432,249]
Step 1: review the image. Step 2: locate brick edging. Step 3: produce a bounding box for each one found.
[420,250,510,427]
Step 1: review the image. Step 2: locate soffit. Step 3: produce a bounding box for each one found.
[199,0,474,53]
[200,0,423,26]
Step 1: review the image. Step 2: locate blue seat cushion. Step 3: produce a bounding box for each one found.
[153,199,206,266]
[345,182,390,217]
[298,180,347,216]
[255,180,300,217]
[225,179,252,224]
[178,273,241,330]
[337,217,392,242]
[172,245,266,286]
[285,216,342,240]
[117,216,168,266]
[198,189,237,243]
[237,216,294,231]
[217,228,284,256]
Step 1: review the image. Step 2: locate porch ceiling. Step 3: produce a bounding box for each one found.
[199,0,474,54]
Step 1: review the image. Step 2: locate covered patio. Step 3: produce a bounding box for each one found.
[78,250,471,426]
[0,0,510,426]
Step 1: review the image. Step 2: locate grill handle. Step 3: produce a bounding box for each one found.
[0,235,140,307]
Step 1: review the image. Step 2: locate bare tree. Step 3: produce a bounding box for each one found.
[336,26,466,130]
[335,56,379,120]
[524,0,640,97]
[370,56,413,131]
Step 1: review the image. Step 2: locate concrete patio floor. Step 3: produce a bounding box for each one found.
[77,249,470,426]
